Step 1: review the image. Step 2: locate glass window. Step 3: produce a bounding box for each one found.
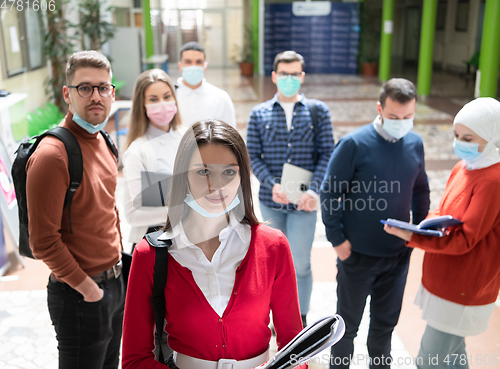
[200,10,224,64]
[0,9,45,77]
[227,8,243,64]
[113,8,131,27]
[25,11,43,69]
[204,0,225,9]
[227,0,242,7]
[455,0,469,32]
[436,0,447,31]
[0,9,25,75]
[174,0,225,10]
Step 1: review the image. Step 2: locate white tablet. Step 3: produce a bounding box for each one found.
[280,163,314,204]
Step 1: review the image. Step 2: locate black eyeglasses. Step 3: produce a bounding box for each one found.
[276,72,303,78]
[68,83,115,98]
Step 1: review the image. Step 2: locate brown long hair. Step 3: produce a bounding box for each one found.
[126,69,182,149]
[164,120,259,231]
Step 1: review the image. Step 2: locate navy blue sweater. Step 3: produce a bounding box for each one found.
[320,123,430,257]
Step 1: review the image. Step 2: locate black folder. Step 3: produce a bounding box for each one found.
[140,171,172,207]
[262,315,345,369]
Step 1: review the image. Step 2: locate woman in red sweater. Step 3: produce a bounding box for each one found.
[122,120,305,369]
[385,97,500,369]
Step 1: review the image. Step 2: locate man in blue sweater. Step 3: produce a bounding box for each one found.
[320,78,430,369]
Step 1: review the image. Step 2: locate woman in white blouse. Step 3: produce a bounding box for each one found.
[123,69,186,245]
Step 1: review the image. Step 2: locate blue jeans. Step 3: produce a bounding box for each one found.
[47,273,125,369]
[416,325,469,369]
[259,201,317,315]
[330,249,412,369]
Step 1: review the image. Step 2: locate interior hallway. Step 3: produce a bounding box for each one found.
[1,66,499,369]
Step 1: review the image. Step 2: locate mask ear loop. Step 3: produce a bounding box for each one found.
[182,184,193,222]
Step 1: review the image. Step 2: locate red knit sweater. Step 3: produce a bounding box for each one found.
[122,224,304,369]
[408,161,500,306]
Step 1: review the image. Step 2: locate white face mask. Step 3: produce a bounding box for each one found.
[184,193,240,218]
[382,117,414,139]
[182,66,204,86]
[73,111,109,134]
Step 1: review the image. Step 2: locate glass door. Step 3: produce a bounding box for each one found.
[199,10,226,67]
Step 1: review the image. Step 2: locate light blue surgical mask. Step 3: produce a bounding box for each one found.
[72,111,108,134]
[382,117,414,139]
[182,66,205,86]
[277,75,302,98]
[184,193,240,218]
[453,138,481,161]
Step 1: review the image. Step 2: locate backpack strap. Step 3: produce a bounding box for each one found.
[145,230,172,363]
[306,99,319,165]
[42,127,83,234]
[99,129,119,160]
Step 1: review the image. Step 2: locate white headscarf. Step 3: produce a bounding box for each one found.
[453,97,500,170]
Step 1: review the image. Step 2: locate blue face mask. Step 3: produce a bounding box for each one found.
[453,138,481,161]
[277,75,302,98]
[382,117,414,139]
[182,66,205,86]
[72,111,109,134]
[184,193,240,218]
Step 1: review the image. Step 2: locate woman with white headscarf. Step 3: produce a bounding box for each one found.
[384,97,500,369]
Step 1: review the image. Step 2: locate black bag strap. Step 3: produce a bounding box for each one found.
[146,230,172,364]
[306,99,319,165]
[41,127,83,234]
[28,128,117,235]
[99,129,119,160]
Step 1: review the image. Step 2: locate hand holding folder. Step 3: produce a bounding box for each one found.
[256,315,345,369]
[381,215,463,237]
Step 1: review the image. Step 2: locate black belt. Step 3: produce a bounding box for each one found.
[90,260,122,283]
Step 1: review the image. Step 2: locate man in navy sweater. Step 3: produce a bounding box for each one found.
[320,78,430,369]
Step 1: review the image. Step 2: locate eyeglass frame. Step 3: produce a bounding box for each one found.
[276,72,304,80]
[67,83,116,98]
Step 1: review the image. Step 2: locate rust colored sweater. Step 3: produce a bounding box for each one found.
[408,161,500,306]
[26,113,121,288]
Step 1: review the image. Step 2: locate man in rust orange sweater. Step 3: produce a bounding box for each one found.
[26,51,124,369]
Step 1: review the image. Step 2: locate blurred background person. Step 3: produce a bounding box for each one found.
[176,42,236,128]
[122,69,185,246]
[385,97,500,369]
[247,51,335,328]
[321,78,430,369]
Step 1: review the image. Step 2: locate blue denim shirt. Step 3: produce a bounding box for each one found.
[247,93,335,210]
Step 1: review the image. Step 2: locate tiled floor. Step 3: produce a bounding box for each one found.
[1,66,499,369]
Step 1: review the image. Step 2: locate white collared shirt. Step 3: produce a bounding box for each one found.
[176,77,237,128]
[144,124,186,174]
[415,285,495,337]
[121,125,186,243]
[159,213,251,316]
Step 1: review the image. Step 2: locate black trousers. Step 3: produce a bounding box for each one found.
[330,249,412,369]
[47,274,125,369]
